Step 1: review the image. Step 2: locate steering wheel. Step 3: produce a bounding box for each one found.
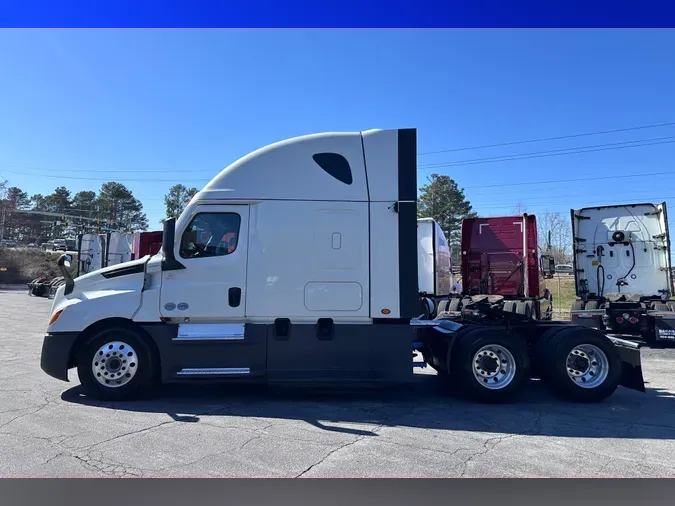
[188,242,207,257]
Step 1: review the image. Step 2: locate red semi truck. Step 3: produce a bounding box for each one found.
[131,231,163,260]
[438,214,555,320]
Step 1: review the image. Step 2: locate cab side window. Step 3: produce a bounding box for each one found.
[179,213,241,259]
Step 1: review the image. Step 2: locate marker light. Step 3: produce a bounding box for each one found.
[48,309,64,326]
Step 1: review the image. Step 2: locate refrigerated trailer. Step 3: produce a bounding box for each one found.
[569,202,675,344]
[436,214,555,321]
[40,128,644,404]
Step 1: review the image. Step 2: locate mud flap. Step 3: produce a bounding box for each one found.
[652,313,675,342]
[606,336,646,393]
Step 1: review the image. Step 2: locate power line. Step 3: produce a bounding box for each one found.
[418,135,675,169]
[464,174,675,197]
[4,137,675,185]
[5,138,675,184]
[418,138,675,171]
[2,165,216,174]
[472,190,674,208]
[0,169,212,183]
[418,121,675,156]
[462,169,675,190]
[2,125,675,180]
[477,196,675,211]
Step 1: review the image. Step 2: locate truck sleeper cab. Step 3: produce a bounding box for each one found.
[436,214,555,321]
[40,128,644,404]
[569,202,675,343]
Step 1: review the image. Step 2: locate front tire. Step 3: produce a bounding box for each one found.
[76,326,159,401]
[449,327,529,403]
[537,327,622,403]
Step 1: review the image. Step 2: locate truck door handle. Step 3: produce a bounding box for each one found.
[228,287,241,307]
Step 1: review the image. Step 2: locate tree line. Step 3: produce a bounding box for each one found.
[0,179,148,245]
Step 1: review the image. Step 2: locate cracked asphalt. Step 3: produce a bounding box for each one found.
[2,289,675,477]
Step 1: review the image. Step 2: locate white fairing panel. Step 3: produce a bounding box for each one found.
[107,233,134,266]
[361,129,399,202]
[417,220,434,294]
[433,221,452,295]
[369,202,401,318]
[417,218,453,296]
[197,132,368,202]
[572,203,673,298]
[78,234,105,275]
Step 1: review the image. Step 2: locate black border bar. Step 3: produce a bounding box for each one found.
[1,478,675,506]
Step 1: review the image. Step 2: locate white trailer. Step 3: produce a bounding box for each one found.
[40,128,645,404]
[76,232,134,276]
[569,202,675,343]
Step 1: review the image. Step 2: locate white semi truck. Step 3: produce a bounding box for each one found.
[40,128,645,404]
[569,202,675,343]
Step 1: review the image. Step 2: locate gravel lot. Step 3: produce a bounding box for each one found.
[2,289,675,478]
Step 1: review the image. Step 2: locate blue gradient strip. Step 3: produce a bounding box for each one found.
[1,0,674,28]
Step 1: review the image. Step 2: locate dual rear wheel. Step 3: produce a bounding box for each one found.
[434,326,622,403]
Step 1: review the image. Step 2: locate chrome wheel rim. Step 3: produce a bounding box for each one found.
[565,344,609,389]
[472,344,517,390]
[91,341,138,388]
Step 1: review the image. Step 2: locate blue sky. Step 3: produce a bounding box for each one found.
[1,30,674,229]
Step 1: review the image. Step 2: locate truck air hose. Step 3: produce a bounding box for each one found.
[617,240,637,292]
[597,264,605,297]
[596,245,605,298]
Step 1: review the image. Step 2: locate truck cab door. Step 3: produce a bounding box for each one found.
[159,205,249,321]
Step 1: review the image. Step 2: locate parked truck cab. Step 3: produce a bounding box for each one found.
[570,202,675,343]
[40,128,645,404]
[437,214,555,320]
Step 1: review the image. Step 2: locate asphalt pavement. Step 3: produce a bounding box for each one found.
[1,289,675,477]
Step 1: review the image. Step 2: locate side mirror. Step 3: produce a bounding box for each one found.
[161,218,186,271]
[56,254,75,295]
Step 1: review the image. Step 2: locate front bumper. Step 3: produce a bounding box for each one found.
[40,332,80,382]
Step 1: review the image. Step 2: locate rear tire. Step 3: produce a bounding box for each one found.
[448,327,529,403]
[76,326,159,401]
[537,327,622,403]
[503,300,517,313]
